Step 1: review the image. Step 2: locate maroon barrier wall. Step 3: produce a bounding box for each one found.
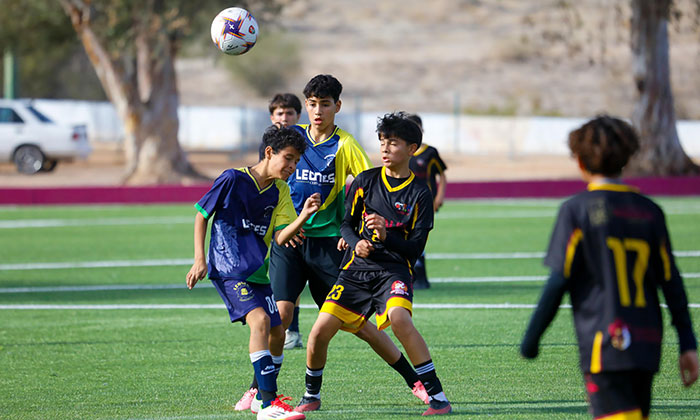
[0,176,698,205]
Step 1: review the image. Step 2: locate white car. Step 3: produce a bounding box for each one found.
[0,99,90,174]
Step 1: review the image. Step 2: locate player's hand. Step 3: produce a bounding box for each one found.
[186,259,207,289]
[285,228,306,248]
[364,213,386,241]
[679,350,699,387]
[337,237,349,251]
[434,198,444,212]
[355,239,375,258]
[301,193,321,217]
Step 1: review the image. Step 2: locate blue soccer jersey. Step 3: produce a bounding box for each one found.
[287,124,371,238]
[195,167,297,284]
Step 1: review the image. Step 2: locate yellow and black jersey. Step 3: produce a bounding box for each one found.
[339,167,434,273]
[409,144,446,197]
[544,182,696,373]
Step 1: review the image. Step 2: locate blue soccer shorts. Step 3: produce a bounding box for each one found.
[210,278,282,327]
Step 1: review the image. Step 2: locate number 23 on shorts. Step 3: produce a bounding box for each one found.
[326,285,344,301]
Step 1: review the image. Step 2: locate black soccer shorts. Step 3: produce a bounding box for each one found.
[319,268,414,333]
[584,370,653,420]
[269,236,344,308]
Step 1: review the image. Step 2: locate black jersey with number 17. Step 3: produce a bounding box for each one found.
[545,183,696,373]
[339,167,434,273]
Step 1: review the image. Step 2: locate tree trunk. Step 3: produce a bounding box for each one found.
[59,0,207,185]
[627,0,699,175]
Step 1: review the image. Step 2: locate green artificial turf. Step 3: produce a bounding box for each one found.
[1,198,699,419]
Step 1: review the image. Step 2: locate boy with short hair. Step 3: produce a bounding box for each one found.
[186,126,320,420]
[297,111,452,416]
[406,113,447,289]
[521,115,698,419]
[269,93,302,128]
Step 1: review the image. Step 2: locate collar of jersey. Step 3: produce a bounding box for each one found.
[305,125,339,147]
[414,144,429,156]
[240,167,275,194]
[381,167,415,192]
[587,182,639,193]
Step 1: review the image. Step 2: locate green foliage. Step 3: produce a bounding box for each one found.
[1,198,699,418]
[220,31,301,97]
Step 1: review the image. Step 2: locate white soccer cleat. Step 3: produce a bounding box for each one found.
[251,393,262,414]
[257,395,306,420]
[284,330,304,349]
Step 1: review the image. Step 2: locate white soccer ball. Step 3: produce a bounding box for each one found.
[210,7,259,56]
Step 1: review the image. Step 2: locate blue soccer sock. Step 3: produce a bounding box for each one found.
[289,306,300,333]
[272,354,284,380]
[250,350,277,407]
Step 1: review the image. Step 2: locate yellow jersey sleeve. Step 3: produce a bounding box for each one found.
[273,180,297,231]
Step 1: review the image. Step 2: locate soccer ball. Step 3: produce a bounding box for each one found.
[210,7,259,55]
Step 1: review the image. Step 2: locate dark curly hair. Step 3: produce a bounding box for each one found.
[268,93,302,115]
[568,115,639,177]
[259,125,306,161]
[303,74,343,102]
[376,111,423,147]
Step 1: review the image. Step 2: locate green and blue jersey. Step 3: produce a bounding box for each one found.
[288,124,372,238]
[195,167,297,284]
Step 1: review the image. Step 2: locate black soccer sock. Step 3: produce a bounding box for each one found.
[289,306,300,333]
[304,366,324,397]
[414,359,445,401]
[249,375,258,390]
[390,353,421,388]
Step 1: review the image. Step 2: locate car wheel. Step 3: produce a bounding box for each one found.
[13,145,46,174]
[41,159,58,172]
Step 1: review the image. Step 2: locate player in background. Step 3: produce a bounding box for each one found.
[406,113,447,289]
[297,112,452,416]
[268,92,306,350]
[521,115,698,419]
[186,126,319,420]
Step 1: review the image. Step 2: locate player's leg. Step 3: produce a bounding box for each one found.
[387,306,451,415]
[353,321,429,404]
[246,285,305,420]
[284,296,303,349]
[236,242,306,411]
[296,312,344,412]
[306,237,426,401]
[412,252,430,289]
[584,372,644,420]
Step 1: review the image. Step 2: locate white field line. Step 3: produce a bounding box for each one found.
[2,250,699,271]
[2,273,699,294]
[0,216,192,229]
[2,303,700,310]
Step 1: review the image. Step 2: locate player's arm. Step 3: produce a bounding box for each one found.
[434,171,447,212]
[186,212,209,289]
[366,190,433,262]
[340,176,372,256]
[520,270,569,358]
[275,193,321,245]
[657,226,699,386]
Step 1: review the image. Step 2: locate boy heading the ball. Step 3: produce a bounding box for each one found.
[297,112,452,416]
[186,126,320,420]
[521,115,698,419]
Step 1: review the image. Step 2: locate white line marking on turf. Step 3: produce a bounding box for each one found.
[1,250,698,271]
[1,303,699,310]
[0,259,193,270]
[2,273,699,294]
[0,216,191,229]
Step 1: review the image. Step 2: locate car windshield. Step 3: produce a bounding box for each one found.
[26,105,53,123]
